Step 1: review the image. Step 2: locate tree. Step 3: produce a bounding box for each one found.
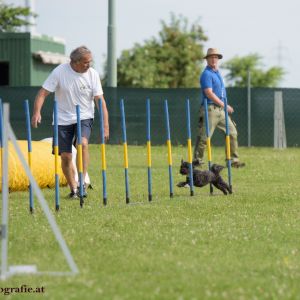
[115,14,208,88]
[222,54,284,87]
[0,0,36,32]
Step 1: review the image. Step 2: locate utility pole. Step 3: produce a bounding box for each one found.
[107,0,117,87]
[25,0,36,35]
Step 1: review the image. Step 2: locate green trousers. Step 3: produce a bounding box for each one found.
[193,105,240,162]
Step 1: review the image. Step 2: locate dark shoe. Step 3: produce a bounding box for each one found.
[231,161,246,168]
[69,190,78,199]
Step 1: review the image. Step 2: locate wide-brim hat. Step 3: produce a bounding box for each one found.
[204,48,223,59]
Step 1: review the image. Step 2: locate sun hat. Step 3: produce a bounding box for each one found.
[204,48,223,59]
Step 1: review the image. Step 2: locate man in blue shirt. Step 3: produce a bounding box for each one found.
[193,48,245,168]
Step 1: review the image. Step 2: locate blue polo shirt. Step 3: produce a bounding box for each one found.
[200,66,227,105]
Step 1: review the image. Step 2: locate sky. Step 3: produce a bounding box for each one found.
[5,0,300,87]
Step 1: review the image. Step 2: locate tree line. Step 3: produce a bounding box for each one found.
[0,2,284,88]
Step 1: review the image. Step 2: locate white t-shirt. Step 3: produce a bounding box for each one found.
[43,63,103,125]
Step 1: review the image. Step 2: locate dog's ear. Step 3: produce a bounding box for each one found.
[181,158,184,164]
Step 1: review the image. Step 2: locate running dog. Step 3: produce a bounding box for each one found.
[177,160,232,195]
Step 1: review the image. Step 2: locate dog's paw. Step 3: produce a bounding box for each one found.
[177,182,189,188]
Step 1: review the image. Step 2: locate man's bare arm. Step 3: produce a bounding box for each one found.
[94,95,109,141]
[31,88,50,128]
[204,88,234,113]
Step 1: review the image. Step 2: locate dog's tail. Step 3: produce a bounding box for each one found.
[211,164,225,175]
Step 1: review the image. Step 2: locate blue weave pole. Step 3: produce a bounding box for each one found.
[146,99,152,202]
[204,98,213,195]
[224,97,233,192]
[53,100,60,211]
[164,100,173,198]
[120,99,130,204]
[24,100,34,213]
[76,105,84,208]
[185,99,194,196]
[98,98,107,206]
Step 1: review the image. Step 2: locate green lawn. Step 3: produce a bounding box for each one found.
[1,145,300,299]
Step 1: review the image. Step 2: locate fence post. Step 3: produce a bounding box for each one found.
[274,91,287,149]
[247,70,251,147]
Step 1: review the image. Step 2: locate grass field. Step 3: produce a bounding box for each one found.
[1,145,300,299]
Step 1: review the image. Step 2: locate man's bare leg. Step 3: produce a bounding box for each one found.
[61,152,77,192]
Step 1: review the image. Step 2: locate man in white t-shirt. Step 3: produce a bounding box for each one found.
[31,46,109,199]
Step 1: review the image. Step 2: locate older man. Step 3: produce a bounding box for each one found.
[193,48,245,168]
[31,46,109,198]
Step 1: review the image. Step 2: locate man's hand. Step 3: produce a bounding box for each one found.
[31,113,41,128]
[31,88,49,128]
[227,105,234,114]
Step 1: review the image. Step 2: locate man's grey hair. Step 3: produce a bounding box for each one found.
[70,46,92,63]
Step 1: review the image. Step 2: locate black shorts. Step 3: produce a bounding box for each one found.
[52,119,93,154]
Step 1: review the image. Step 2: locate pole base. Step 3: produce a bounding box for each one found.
[80,197,84,208]
[126,197,130,204]
[148,195,152,202]
[170,192,173,198]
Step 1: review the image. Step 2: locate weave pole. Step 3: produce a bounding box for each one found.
[53,100,60,211]
[164,100,173,198]
[120,99,130,204]
[203,98,213,195]
[98,98,107,205]
[24,100,34,213]
[146,99,152,202]
[76,105,84,208]
[186,99,194,196]
[224,97,233,192]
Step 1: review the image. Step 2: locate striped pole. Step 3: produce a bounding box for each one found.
[98,98,107,205]
[164,100,173,198]
[224,97,233,192]
[186,99,194,196]
[76,105,84,208]
[204,98,213,195]
[146,99,152,202]
[120,99,130,204]
[24,100,34,213]
[53,100,60,211]
[0,98,3,188]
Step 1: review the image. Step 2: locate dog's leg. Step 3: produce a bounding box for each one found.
[212,182,228,195]
[177,177,190,188]
[219,178,232,194]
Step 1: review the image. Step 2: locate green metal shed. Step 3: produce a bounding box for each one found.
[0,32,67,87]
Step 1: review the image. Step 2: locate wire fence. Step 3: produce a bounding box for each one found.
[0,86,299,147]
